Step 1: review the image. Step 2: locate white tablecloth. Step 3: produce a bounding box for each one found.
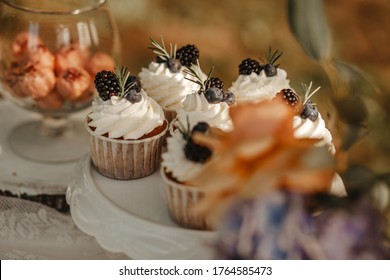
[0,100,127,259]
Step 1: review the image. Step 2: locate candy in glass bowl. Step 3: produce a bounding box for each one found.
[0,0,121,162]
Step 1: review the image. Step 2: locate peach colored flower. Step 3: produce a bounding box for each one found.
[191,100,335,213]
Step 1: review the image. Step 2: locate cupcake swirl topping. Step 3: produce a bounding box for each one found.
[229,47,289,104]
[183,61,235,105]
[175,61,234,131]
[139,37,201,111]
[89,66,164,139]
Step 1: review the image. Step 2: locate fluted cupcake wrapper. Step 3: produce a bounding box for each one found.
[87,122,167,180]
[160,169,212,230]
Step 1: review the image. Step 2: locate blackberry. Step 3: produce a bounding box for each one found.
[300,100,319,121]
[125,75,142,93]
[205,77,224,90]
[176,44,199,67]
[192,122,209,133]
[182,121,212,163]
[238,58,261,75]
[184,139,212,163]
[276,88,300,111]
[94,70,120,101]
[167,58,182,73]
[222,90,236,105]
[204,87,223,104]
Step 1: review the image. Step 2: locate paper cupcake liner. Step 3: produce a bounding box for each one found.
[86,121,168,180]
[160,169,212,230]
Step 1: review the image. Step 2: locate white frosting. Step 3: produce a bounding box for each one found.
[162,130,206,182]
[228,68,290,103]
[176,92,233,131]
[88,90,165,140]
[139,62,199,111]
[293,114,335,154]
[229,73,335,154]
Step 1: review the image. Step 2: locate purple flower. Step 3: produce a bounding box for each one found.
[215,190,315,259]
[215,191,390,259]
[314,197,389,259]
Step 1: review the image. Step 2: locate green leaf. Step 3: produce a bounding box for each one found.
[341,165,377,197]
[339,123,368,150]
[287,0,331,61]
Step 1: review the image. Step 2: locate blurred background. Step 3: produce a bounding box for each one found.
[110,0,390,89]
[109,0,390,175]
[0,0,389,180]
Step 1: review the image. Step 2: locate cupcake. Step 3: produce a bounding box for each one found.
[274,83,346,195]
[86,67,168,180]
[162,63,236,229]
[175,62,235,132]
[228,48,290,104]
[139,37,201,122]
[230,60,342,195]
[275,83,336,154]
[161,121,215,230]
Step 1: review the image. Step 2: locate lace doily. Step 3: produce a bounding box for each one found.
[0,196,127,259]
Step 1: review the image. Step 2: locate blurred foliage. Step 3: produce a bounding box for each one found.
[287,0,389,242]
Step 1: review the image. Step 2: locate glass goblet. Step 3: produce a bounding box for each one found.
[0,0,121,163]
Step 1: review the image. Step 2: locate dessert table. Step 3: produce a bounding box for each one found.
[0,98,214,260]
[0,99,128,259]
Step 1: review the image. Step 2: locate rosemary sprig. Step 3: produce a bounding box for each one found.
[176,115,192,141]
[114,66,135,99]
[183,60,213,92]
[266,46,283,65]
[301,81,321,105]
[148,36,177,62]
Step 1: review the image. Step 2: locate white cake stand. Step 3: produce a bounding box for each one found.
[66,155,216,260]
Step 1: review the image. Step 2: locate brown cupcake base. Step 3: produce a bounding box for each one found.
[161,169,213,230]
[87,120,168,180]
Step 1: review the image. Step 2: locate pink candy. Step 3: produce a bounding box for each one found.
[6,32,115,110]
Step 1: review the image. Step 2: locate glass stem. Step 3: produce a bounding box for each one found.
[41,115,69,137]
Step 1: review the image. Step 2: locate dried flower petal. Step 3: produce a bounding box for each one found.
[191,100,336,214]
